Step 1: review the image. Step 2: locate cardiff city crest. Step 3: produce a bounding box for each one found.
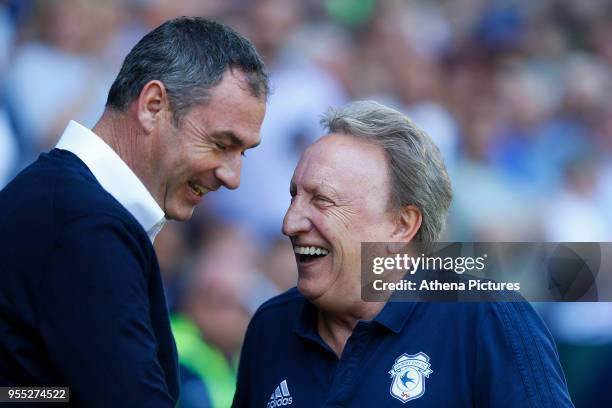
[388,352,433,403]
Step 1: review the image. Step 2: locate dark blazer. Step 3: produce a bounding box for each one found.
[0,149,179,407]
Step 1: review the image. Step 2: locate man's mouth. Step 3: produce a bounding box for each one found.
[293,245,329,263]
[188,181,209,197]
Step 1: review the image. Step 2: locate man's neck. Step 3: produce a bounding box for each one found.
[92,111,142,173]
[91,111,164,215]
[316,301,385,357]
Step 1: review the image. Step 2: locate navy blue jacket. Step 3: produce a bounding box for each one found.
[0,150,179,406]
[234,288,574,407]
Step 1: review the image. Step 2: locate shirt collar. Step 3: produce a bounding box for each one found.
[292,299,337,356]
[56,120,166,242]
[293,298,320,342]
[293,295,418,342]
[373,301,418,334]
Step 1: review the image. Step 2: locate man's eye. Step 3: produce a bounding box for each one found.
[315,195,333,205]
[215,143,227,151]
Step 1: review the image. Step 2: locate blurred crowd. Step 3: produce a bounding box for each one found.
[1,0,611,406]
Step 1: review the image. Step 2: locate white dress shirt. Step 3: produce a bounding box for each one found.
[56,120,165,241]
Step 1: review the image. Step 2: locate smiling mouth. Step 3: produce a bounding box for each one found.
[188,181,209,197]
[293,245,329,263]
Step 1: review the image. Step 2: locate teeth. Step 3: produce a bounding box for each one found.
[293,246,329,256]
[189,181,208,197]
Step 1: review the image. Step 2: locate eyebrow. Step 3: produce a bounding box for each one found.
[316,183,340,199]
[291,180,340,198]
[213,131,260,149]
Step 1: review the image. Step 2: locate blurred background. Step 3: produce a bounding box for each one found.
[1,0,611,406]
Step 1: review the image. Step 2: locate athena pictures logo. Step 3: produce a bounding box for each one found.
[388,352,433,403]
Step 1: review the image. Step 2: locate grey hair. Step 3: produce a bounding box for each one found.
[321,101,452,252]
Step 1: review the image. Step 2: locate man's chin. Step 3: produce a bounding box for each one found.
[296,281,314,298]
[164,205,195,222]
[296,279,327,302]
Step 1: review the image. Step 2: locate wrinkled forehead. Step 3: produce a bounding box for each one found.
[292,134,390,194]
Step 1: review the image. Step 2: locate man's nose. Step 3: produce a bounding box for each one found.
[216,156,241,190]
[282,198,311,237]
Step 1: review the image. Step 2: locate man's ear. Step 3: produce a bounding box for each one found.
[136,80,169,134]
[390,205,422,243]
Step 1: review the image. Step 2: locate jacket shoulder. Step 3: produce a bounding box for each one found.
[0,149,147,246]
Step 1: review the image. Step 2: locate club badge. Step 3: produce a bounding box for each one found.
[388,352,433,403]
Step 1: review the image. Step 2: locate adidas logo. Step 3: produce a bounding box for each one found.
[266,379,293,408]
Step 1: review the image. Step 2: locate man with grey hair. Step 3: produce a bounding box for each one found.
[233,101,573,407]
[0,17,268,407]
